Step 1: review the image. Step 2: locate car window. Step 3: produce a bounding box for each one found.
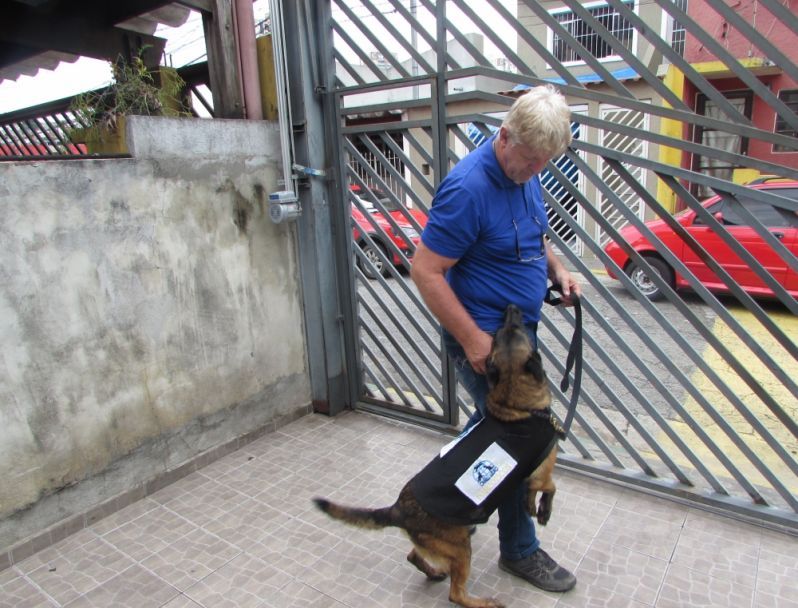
[722,198,785,226]
[695,188,798,228]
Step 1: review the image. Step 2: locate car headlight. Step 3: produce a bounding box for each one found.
[403,229,419,238]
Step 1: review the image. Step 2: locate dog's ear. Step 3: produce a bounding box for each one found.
[525,351,546,382]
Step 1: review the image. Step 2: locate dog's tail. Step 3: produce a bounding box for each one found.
[313,497,400,530]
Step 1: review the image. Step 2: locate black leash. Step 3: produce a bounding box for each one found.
[543,284,582,437]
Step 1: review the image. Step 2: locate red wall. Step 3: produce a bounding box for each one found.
[683,0,798,171]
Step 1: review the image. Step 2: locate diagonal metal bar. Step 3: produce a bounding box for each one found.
[347,144,425,243]
[449,0,535,76]
[355,268,444,395]
[334,48,367,86]
[332,0,413,78]
[357,293,443,411]
[542,296,722,489]
[520,0,636,100]
[609,154,798,316]
[758,0,798,35]
[604,0,753,127]
[702,0,798,86]
[543,176,756,497]
[444,86,798,152]
[650,0,798,134]
[361,341,414,408]
[385,0,463,71]
[562,153,798,494]
[559,0,690,111]
[357,316,430,411]
[351,236,441,358]
[584,147,798,390]
[332,20,391,82]
[540,318,664,478]
[485,0,583,87]
[377,131,435,203]
[574,112,798,184]
[353,133,429,229]
[358,0,436,75]
[546,160,789,506]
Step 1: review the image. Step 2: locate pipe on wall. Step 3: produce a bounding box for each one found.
[233,0,263,120]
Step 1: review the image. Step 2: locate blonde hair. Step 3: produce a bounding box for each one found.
[502,85,573,159]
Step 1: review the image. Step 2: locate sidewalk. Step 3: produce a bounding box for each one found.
[1,410,795,607]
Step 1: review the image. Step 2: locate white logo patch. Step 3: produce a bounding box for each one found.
[455,442,517,506]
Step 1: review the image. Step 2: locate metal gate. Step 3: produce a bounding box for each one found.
[307,0,798,531]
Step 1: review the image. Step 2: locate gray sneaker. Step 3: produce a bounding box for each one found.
[498,549,576,592]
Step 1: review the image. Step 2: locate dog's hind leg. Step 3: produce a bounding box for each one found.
[447,548,505,608]
[407,547,447,581]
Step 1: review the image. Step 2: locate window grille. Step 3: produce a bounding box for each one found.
[552,0,635,63]
[669,0,687,56]
[774,89,798,152]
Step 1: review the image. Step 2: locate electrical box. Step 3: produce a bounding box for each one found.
[268,190,301,224]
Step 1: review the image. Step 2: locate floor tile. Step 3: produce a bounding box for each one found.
[182,553,293,608]
[159,594,205,608]
[22,537,135,606]
[671,510,759,587]
[0,568,57,608]
[258,579,352,607]
[101,505,199,563]
[62,564,179,607]
[574,537,668,606]
[202,498,293,552]
[140,527,241,591]
[756,529,798,606]
[656,562,755,608]
[593,506,682,561]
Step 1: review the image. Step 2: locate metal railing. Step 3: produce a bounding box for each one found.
[0,62,211,159]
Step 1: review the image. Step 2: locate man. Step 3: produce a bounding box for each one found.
[411,85,580,593]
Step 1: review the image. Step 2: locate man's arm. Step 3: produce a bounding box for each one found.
[545,242,581,304]
[410,242,493,374]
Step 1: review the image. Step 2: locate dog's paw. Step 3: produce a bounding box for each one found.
[536,492,553,526]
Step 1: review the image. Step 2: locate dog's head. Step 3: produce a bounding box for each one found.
[485,304,551,421]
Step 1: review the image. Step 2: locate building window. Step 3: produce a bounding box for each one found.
[774,90,798,152]
[551,0,635,64]
[692,91,752,198]
[669,0,687,56]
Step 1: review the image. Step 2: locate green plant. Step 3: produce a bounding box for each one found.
[69,51,187,136]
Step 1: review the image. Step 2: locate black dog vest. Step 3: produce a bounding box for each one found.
[409,412,561,525]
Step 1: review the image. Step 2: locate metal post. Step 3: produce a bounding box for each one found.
[280,0,351,415]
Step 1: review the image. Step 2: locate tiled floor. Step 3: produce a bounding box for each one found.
[2,410,796,608]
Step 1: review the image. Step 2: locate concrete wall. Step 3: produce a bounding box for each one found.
[0,116,311,550]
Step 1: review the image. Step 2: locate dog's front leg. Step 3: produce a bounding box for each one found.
[526,448,557,525]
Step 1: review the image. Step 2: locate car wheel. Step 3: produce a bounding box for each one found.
[625,257,673,301]
[359,241,389,280]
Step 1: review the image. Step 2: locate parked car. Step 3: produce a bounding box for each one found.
[351,194,427,279]
[603,180,798,301]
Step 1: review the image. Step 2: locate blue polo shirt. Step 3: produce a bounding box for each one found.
[421,135,549,331]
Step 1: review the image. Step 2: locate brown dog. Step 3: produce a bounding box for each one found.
[313,304,563,608]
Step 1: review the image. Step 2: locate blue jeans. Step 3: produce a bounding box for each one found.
[442,327,540,560]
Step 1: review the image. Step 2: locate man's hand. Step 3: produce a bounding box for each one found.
[546,245,582,307]
[463,330,493,375]
[550,267,582,306]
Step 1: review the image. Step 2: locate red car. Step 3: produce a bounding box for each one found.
[603,180,798,301]
[351,193,427,279]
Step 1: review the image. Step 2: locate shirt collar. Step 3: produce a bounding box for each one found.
[482,134,519,189]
